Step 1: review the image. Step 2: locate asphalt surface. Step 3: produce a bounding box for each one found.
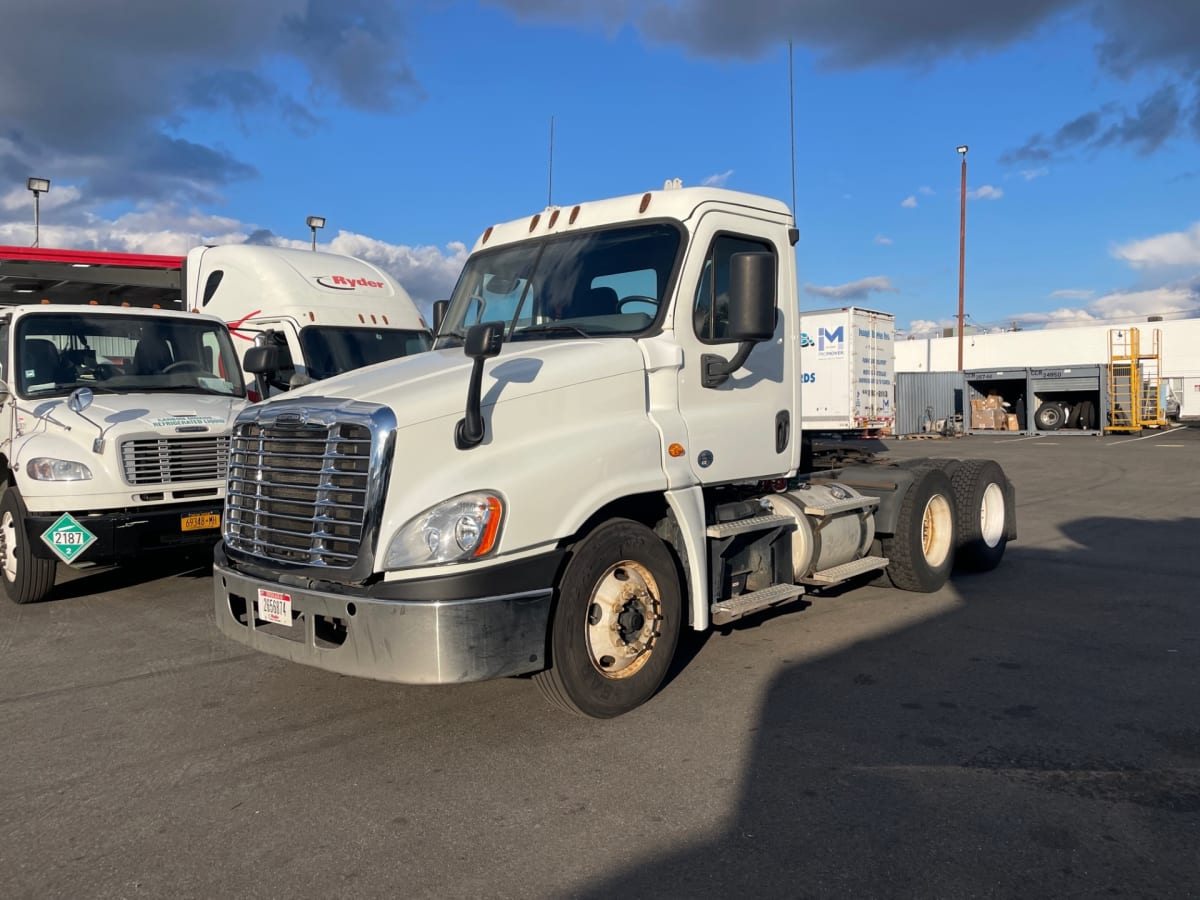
[3,426,1199,899]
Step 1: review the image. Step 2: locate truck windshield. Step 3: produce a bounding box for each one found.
[436,222,682,346]
[298,326,432,381]
[13,312,245,399]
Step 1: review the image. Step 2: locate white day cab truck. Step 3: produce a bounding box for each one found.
[212,184,1015,717]
[0,304,247,604]
[184,245,432,396]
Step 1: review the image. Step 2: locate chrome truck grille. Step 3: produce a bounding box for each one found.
[222,401,396,581]
[121,436,231,484]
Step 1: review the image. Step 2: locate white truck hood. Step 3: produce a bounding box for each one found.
[278,339,648,426]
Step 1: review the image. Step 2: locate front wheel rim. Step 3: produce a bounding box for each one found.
[1,510,18,582]
[584,560,662,679]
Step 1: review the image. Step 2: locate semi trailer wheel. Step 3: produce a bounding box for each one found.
[881,467,957,593]
[950,460,1010,572]
[534,519,682,718]
[0,486,57,605]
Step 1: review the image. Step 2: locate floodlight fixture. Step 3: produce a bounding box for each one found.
[306,215,325,251]
[27,177,51,247]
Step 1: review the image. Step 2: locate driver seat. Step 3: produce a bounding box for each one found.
[134,335,174,375]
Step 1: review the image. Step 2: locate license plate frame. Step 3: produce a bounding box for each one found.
[257,588,293,626]
[181,512,221,532]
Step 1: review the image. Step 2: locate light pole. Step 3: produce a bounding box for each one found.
[956,145,968,371]
[27,177,50,248]
[306,215,325,251]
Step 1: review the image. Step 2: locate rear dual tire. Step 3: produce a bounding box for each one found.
[881,467,957,592]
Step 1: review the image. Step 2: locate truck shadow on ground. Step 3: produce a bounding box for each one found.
[578,515,1200,899]
[50,547,214,603]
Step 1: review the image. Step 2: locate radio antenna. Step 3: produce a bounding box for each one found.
[548,114,555,207]
[788,41,797,220]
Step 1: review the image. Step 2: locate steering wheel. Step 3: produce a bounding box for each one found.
[617,295,658,314]
[163,360,207,374]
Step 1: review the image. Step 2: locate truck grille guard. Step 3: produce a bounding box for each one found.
[222,399,396,583]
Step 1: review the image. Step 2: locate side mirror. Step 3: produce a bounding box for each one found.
[464,322,503,360]
[432,300,449,335]
[68,386,94,414]
[724,252,776,342]
[456,323,504,449]
[243,345,281,375]
[701,252,777,389]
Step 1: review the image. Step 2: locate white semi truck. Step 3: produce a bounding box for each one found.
[1,304,246,604]
[212,184,1015,717]
[184,245,432,396]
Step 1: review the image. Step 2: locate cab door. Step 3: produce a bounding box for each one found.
[673,214,796,484]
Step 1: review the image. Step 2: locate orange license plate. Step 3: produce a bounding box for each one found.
[181,513,221,532]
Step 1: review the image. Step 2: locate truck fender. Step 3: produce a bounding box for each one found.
[828,463,922,536]
[665,486,709,630]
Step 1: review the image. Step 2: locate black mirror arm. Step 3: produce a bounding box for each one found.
[455,356,488,448]
[701,340,757,389]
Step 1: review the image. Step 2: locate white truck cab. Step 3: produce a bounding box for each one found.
[185,245,432,395]
[213,185,1016,717]
[1,305,246,603]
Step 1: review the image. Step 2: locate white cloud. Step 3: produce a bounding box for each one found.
[1111,222,1200,269]
[1,184,84,213]
[901,196,918,208]
[803,275,898,301]
[967,185,1004,200]
[1048,288,1095,300]
[701,169,734,187]
[905,318,949,337]
[1020,167,1049,181]
[874,234,893,246]
[0,203,467,309]
[918,185,935,196]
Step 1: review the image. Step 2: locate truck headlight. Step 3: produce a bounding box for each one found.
[26,458,93,482]
[385,492,504,569]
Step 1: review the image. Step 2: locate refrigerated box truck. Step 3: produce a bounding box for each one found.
[799,307,895,433]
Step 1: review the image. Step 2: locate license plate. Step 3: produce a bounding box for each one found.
[181,512,221,531]
[257,588,292,626]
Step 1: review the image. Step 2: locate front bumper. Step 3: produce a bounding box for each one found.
[24,499,225,565]
[212,543,560,684]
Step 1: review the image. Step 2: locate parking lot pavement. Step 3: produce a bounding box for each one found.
[2,427,1198,899]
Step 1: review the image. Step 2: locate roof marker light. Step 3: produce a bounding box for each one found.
[569,206,580,224]
[382,314,389,325]
[639,193,651,213]
[482,226,494,244]
[548,209,559,228]
[529,213,541,232]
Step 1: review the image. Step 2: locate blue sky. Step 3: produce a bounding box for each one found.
[1,0,1198,334]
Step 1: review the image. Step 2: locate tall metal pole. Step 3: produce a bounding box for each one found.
[956,146,968,371]
[33,192,40,248]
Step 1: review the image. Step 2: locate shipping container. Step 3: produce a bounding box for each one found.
[799,307,895,431]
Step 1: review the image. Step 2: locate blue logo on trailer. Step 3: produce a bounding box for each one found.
[800,332,814,348]
[818,326,844,351]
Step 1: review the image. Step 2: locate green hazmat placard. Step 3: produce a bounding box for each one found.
[40,513,98,564]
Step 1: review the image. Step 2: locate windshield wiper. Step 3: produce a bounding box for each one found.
[514,323,591,339]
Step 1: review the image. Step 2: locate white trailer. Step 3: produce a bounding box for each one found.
[799,307,895,432]
[213,184,1015,718]
[185,245,432,395]
[0,304,246,604]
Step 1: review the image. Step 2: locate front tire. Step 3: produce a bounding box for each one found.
[881,467,957,593]
[535,519,682,718]
[0,486,57,604]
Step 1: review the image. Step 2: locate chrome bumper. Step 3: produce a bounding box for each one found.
[213,560,553,684]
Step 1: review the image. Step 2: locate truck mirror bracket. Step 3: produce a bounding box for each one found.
[456,323,503,449]
[701,341,756,389]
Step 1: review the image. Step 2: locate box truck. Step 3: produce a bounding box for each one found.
[798,306,895,433]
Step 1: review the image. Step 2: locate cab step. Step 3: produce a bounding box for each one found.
[710,583,805,626]
[802,555,889,586]
[706,513,795,539]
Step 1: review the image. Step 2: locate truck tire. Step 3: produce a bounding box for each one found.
[950,460,1009,572]
[0,486,57,604]
[535,519,682,718]
[1034,403,1064,431]
[881,467,957,592]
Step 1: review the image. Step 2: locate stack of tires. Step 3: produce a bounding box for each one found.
[1034,399,1096,431]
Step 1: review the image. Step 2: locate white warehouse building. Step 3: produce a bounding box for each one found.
[893,317,1200,433]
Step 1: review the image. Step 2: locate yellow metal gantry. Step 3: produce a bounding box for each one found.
[1106,327,1169,433]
